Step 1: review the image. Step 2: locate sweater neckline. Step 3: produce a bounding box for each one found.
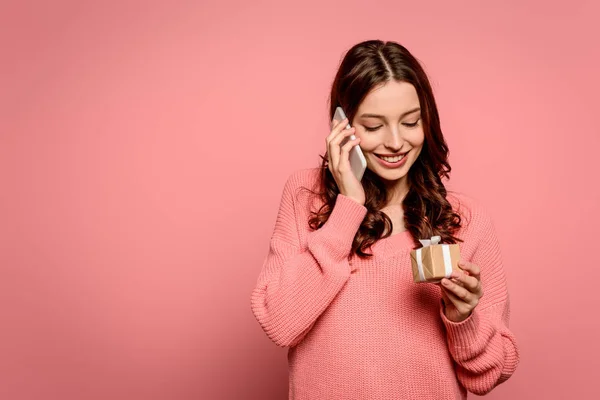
[372,229,416,253]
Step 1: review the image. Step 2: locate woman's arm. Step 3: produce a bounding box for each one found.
[250,171,367,347]
[440,205,520,395]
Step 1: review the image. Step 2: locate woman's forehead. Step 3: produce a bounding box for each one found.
[357,81,420,117]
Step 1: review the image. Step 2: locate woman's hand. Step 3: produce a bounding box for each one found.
[326,117,365,206]
[436,260,484,323]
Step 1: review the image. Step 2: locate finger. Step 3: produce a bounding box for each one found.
[449,270,484,300]
[327,133,340,172]
[442,286,471,314]
[331,117,348,130]
[326,117,348,150]
[441,278,473,303]
[340,136,361,167]
[435,280,461,288]
[328,117,348,138]
[447,273,466,288]
[326,142,332,173]
[458,260,481,278]
[329,127,356,170]
[450,269,479,293]
[332,126,356,148]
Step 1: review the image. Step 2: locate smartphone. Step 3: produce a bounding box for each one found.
[332,106,367,181]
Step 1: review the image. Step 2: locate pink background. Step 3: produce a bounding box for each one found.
[1,1,599,399]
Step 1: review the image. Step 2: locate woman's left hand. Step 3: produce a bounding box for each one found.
[436,260,484,323]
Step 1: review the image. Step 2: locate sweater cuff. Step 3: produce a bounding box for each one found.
[307,193,367,262]
[321,193,367,241]
[440,301,486,348]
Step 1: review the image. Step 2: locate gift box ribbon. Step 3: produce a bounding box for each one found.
[416,235,453,282]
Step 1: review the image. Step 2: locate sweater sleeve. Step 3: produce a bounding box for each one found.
[439,205,520,395]
[250,172,368,348]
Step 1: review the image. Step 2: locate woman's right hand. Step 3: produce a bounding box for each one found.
[326,117,366,206]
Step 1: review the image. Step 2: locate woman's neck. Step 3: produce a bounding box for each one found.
[383,177,410,206]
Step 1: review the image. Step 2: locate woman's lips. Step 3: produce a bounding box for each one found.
[374,152,409,168]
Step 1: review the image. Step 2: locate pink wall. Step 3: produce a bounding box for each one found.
[1,1,598,399]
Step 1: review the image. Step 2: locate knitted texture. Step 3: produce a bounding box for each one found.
[251,168,520,399]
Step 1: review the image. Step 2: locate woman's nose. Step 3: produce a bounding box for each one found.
[384,128,404,149]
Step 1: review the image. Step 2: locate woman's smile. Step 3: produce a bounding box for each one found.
[373,151,409,168]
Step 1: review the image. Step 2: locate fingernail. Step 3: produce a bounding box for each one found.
[442,279,450,286]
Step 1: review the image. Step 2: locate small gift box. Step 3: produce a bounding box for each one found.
[410,236,461,283]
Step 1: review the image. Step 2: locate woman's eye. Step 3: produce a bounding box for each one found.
[402,119,421,128]
[364,119,420,132]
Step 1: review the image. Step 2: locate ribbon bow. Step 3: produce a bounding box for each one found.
[418,235,441,247]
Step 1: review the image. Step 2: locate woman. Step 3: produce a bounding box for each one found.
[250,40,520,399]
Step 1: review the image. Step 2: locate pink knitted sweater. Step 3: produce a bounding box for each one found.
[251,168,519,399]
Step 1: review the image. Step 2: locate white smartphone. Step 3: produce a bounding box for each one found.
[333,106,367,181]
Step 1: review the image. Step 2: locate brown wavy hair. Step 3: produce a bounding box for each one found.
[301,40,463,258]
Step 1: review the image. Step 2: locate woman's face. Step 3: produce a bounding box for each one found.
[352,80,425,184]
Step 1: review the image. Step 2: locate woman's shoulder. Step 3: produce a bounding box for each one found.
[282,167,322,200]
[446,190,495,234]
[285,167,320,185]
[276,168,324,235]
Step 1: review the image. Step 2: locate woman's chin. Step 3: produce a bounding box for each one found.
[367,160,410,181]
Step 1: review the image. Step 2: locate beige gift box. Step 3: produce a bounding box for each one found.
[410,236,461,283]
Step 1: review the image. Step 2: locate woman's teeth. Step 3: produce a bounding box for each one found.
[378,154,405,162]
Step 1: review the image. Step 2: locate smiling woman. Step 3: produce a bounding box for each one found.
[250,40,519,400]
[308,41,463,257]
[354,81,424,186]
